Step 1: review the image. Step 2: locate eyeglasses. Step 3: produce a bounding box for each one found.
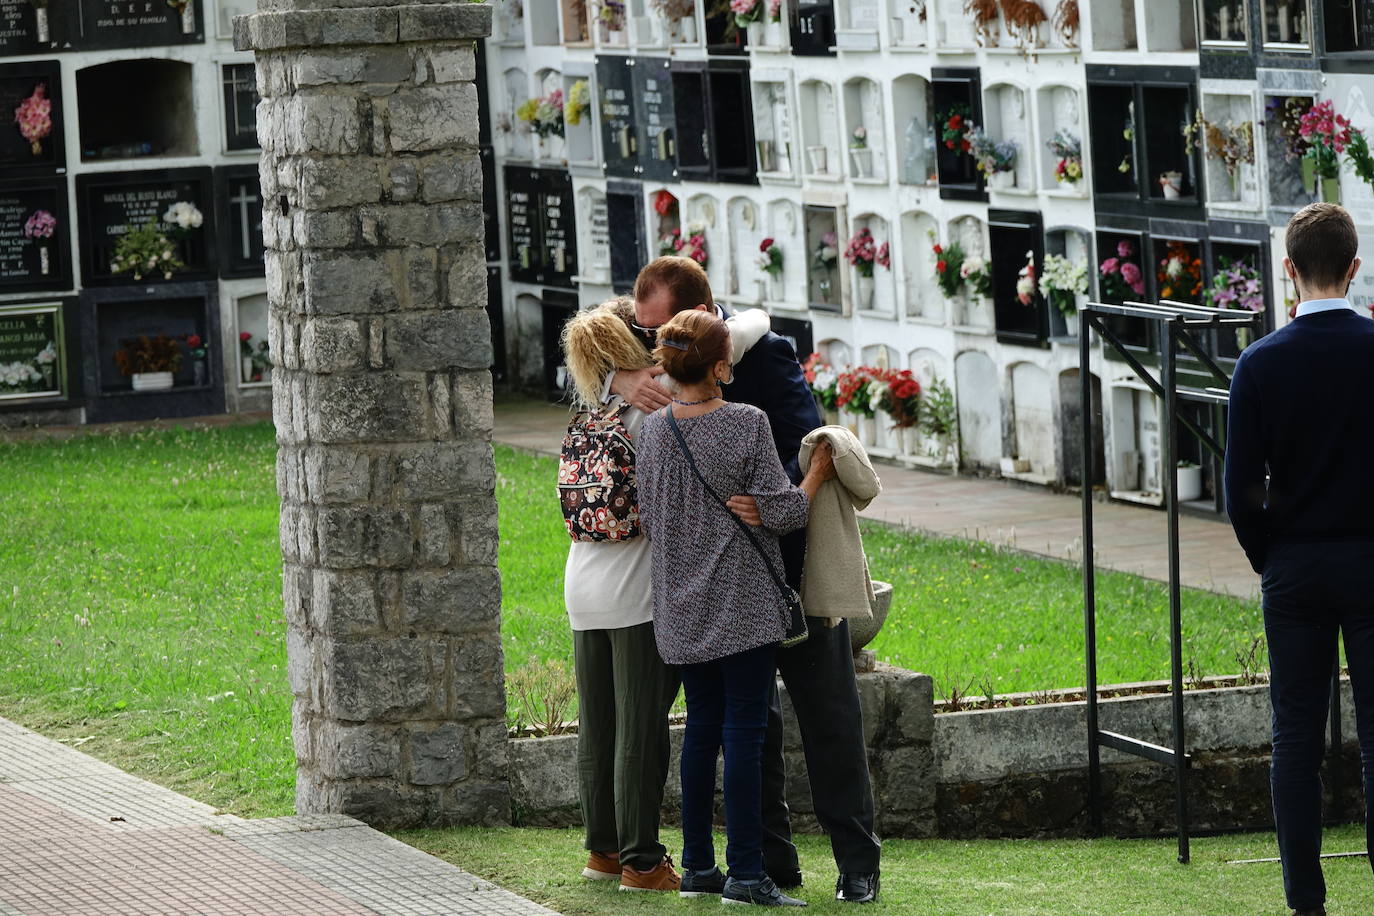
[629,320,659,348]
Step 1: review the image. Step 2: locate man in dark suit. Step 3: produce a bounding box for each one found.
[1225,203,1374,916]
[613,256,882,904]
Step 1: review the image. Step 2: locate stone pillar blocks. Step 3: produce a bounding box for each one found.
[237,0,503,828]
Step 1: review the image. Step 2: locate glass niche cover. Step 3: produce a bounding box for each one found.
[1199,0,1249,45]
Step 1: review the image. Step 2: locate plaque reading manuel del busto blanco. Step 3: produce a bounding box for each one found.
[0,302,62,400]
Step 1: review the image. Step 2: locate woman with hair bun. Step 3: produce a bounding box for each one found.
[559,298,772,895]
[636,309,835,908]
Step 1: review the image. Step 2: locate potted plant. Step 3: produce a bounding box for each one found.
[1099,239,1145,303]
[1297,100,1350,203]
[873,368,921,429]
[564,80,592,129]
[1002,0,1047,52]
[651,0,697,42]
[966,124,1018,188]
[115,334,183,392]
[1046,129,1083,186]
[1039,253,1089,335]
[1184,112,1255,201]
[756,237,784,300]
[1157,240,1203,304]
[1267,96,1314,191]
[1204,255,1264,348]
[599,0,626,40]
[183,333,209,386]
[731,0,765,43]
[836,366,879,439]
[918,375,958,466]
[1158,170,1185,200]
[110,201,201,281]
[516,89,565,158]
[1015,250,1036,306]
[802,352,840,422]
[940,105,973,157]
[23,209,55,276]
[1052,0,1078,46]
[849,126,872,178]
[844,227,879,309]
[1176,460,1203,502]
[14,83,50,156]
[812,231,838,302]
[930,232,968,301]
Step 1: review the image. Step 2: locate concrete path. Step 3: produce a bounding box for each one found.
[0,717,557,916]
[495,396,1260,601]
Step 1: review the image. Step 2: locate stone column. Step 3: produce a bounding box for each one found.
[236,1,506,828]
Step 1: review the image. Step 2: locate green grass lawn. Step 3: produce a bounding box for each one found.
[399,823,1374,915]
[0,419,1352,913]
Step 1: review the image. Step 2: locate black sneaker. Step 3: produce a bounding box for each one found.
[721,876,807,906]
[680,866,727,898]
[835,872,879,904]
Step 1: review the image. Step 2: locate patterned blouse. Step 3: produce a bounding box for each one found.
[637,402,810,666]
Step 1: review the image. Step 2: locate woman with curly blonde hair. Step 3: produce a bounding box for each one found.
[560,296,771,894]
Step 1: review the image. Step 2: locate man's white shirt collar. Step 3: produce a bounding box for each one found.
[1294,297,1357,318]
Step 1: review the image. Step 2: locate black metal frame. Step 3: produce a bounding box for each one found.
[1080,297,1265,863]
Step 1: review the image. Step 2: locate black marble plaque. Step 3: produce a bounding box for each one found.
[989,209,1047,347]
[634,57,676,182]
[606,183,645,293]
[0,178,70,292]
[596,55,637,179]
[672,64,710,182]
[221,62,259,151]
[76,168,215,285]
[504,166,577,288]
[0,60,63,174]
[215,165,263,278]
[70,0,204,51]
[0,301,64,401]
[0,1,52,58]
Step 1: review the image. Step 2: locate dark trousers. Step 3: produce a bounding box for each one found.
[573,622,680,871]
[760,618,881,879]
[679,642,778,881]
[1263,541,1374,910]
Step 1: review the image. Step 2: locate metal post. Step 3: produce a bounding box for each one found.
[1081,307,1102,835]
[1161,321,1190,864]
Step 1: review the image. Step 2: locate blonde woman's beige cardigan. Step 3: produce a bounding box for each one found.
[798,426,881,621]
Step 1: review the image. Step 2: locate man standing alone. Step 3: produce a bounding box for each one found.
[1225,203,1374,916]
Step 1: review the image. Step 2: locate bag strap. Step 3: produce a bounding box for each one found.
[665,405,794,601]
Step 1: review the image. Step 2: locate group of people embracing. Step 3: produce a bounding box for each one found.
[559,255,883,907]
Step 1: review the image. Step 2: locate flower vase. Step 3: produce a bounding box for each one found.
[607,26,625,45]
[132,371,174,392]
[756,139,776,172]
[38,246,49,276]
[823,408,840,427]
[890,16,905,43]
[180,2,196,34]
[1064,311,1078,336]
[807,145,829,175]
[989,169,1015,190]
[1321,177,1341,204]
[39,363,54,388]
[1235,327,1251,351]
[817,274,833,303]
[1160,171,1184,200]
[1217,5,1230,40]
[242,357,255,384]
[755,278,768,302]
[193,359,207,387]
[747,21,764,47]
[1176,465,1203,503]
[677,16,697,43]
[769,272,784,301]
[1301,157,1317,194]
[856,274,875,310]
[34,6,49,42]
[849,148,873,179]
[763,17,783,45]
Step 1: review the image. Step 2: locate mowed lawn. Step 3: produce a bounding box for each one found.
[0,420,1263,814]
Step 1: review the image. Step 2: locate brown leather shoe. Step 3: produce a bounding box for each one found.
[581,851,620,881]
[618,855,682,892]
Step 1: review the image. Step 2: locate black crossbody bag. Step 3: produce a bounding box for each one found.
[665,406,809,648]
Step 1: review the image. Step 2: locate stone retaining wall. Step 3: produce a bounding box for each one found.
[508,665,1366,838]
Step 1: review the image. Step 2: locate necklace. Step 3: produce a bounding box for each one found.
[671,395,721,407]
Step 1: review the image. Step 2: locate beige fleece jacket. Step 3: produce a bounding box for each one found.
[798,426,882,620]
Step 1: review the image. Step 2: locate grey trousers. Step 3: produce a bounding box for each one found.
[573,621,680,871]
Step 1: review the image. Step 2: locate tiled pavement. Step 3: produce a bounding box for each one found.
[495,395,1259,600]
[0,718,557,916]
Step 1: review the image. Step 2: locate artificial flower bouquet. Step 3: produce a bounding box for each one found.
[1298,100,1351,181]
[813,231,839,272]
[565,81,591,126]
[1203,255,1263,312]
[873,369,922,428]
[1046,129,1083,184]
[517,89,565,139]
[844,227,878,278]
[1039,253,1089,319]
[1098,239,1145,301]
[756,237,783,277]
[1015,250,1037,306]
[930,234,968,299]
[965,125,1018,177]
[836,366,878,418]
[802,352,839,412]
[1157,240,1202,302]
[15,83,51,156]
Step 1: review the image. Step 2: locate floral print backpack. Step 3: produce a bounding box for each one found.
[558,401,640,542]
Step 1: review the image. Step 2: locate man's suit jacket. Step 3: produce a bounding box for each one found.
[1225,308,1374,575]
[719,306,822,587]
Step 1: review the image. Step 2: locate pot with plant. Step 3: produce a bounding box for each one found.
[1098,239,1145,303]
[849,126,872,178]
[1046,129,1083,186]
[1298,100,1351,204]
[1184,112,1255,202]
[652,0,697,41]
[1158,170,1185,200]
[802,352,840,423]
[1204,254,1264,349]
[1052,0,1078,46]
[966,124,1018,189]
[918,374,958,466]
[757,237,784,299]
[844,228,884,309]
[239,332,272,383]
[115,334,183,392]
[1000,0,1046,52]
[183,333,209,386]
[599,0,626,41]
[23,209,55,276]
[1039,252,1088,335]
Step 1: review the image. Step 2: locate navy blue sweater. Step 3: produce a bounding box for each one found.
[1224,308,1374,574]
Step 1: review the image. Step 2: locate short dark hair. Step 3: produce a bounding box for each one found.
[654,309,729,386]
[1286,203,1359,291]
[633,256,714,316]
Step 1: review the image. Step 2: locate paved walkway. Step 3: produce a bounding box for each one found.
[0,717,557,916]
[496,396,1259,600]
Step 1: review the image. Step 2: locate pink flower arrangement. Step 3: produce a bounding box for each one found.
[731,0,763,26]
[844,227,882,278]
[23,210,56,240]
[15,83,51,156]
[767,0,782,19]
[1298,100,1352,180]
[1099,239,1145,300]
[875,241,890,270]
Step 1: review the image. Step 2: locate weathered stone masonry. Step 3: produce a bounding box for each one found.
[237,1,504,828]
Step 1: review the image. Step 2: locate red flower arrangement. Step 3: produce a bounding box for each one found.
[874,368,921,428]
[836,366,879,418]
[941,106,973,153]
[1156,240,1203,302]
[653,189,678,217]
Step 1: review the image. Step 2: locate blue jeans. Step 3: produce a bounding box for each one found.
[1264,541,1374,910]
[679,642,778,881]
